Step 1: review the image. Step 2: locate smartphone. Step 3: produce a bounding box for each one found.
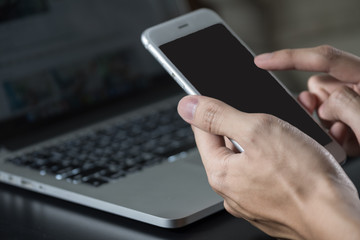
[141,8,346,163]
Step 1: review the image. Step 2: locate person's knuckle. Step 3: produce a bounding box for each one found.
[330,86,360,108]
[207,170,226,192]
[223,201,235,215]
[231,206,257,222]
[282,48,294,59]
[201,100,225,133]
[316,45,343,62]
[206,155,231,192]
[223,201,257,221]
[247,114,277,142]
[255,113,277,129]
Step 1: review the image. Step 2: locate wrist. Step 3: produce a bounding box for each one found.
[302,176,360,240]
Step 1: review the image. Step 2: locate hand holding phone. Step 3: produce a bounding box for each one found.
[141,8,345,163]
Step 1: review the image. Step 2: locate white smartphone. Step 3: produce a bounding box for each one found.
[141,8,346,163]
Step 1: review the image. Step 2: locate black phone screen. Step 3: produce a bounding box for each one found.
[160,23,331,145]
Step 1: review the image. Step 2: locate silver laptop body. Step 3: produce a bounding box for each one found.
[0,0,222,228]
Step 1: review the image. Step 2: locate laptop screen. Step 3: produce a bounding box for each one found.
[0,0,187,147]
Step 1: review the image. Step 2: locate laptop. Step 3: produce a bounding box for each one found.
[0,0,223,228]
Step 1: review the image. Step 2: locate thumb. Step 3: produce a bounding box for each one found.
[318,86,360,142]
[177,95,250,146]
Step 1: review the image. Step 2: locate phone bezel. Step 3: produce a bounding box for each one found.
[141,8,346,163]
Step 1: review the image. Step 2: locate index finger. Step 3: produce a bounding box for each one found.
[191,126,234,174]
[254,45,360,84]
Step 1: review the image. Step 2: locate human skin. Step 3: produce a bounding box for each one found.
[255,45,360,157]
[177,45,360,239]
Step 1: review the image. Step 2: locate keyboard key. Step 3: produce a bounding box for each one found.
[6,104,196,187]
[83,177,108,187]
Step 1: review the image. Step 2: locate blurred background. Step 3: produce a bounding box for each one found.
[189,0,360,92]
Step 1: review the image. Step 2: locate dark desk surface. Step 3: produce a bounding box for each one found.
[1,158,360,240]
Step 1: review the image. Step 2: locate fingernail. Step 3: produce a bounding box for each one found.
[178,96,198,121]
[255,53,273,62]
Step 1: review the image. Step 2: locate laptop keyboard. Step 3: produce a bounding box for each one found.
[6,106,196,187]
